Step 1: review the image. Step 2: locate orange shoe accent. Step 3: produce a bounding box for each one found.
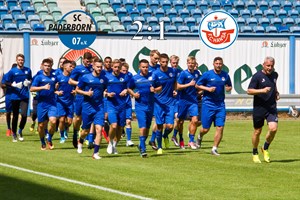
[6,129,11,137]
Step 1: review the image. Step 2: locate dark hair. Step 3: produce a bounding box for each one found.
[11,63,17,68]
[93,58,103,63]
[62,59,72,66]
[71,61,76,66]
[42,58,53,64]
[213,57,223,63]
[104,56,112,61]
[119,58,126,62]
[160,53,169,61]
[139,59,149,65]
[83,52,93,60]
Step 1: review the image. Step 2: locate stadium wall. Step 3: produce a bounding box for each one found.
[0,32,299,111]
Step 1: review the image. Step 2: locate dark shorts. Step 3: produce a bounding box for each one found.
[253,107,278,128]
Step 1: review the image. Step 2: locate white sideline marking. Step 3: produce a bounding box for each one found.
[0,162,153,200]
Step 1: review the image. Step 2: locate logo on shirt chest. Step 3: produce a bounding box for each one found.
[148,77,153,81]
[120,78,124,82]
[100,79,104,83]
[169,73,173,77]
[51,77,55,81]
[25,71,28,74]
[222,77,225,81]
[262,78,265,83]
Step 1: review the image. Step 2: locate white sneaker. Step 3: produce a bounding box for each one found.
[18,136,24,142]
[92,153,102,160]
[77,143,83,154]
[126,140,134,147]
[12,136,18,143]
[211,148,220,156]
[113,147,118,154]
[107,143,113,154]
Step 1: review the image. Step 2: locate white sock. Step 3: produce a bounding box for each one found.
[212,146,217,151]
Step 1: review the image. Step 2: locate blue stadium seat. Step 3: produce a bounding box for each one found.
[240,9,251,19]
[32,0,44,10]
[173,0,184,10]
[98,0,110,9]
[37,7,49,18]
[293,0,300,13]
[19,0,31,10]
[10,6,22,16]
[148,0,159,10]
[203,8,213,15]
[172,16,183,27]
[270,17,282,29]
[166,8,177,19]
[141,8,152,19]
[116,7,127,18]
[190,8,202,19]
[264,9,276,20]
[19,23,31,31]
[153,8,165,18]
[14,14,27,27]
[196,0,208,11]
[190,25,198,33]
[1,14,13,26]
[90,7,101,18]
[99,24,112,32]
[0,23,3,30]
[94,16,106,25]
[129,8,140,18]
[228,8,239,18]
[33,23,45,31]
[245,1,256,12]
[196,17,202,25]
[233,0,245,12]
[282,17,294,28]
[289,26,300,33]
[147,16,158,26]
[121,16,133,27]
[246,17,258,28]
[28,15,41,27]
[159,16,170,26]
[6,0,18,8]
[50,7,62,17]
[160,0,172,10]
[85,0,97,12]
[276,9,288,20]
[45,0,58,9]
[41,14,54,28]
[0,0,4,6]
[151,25,160,32]
[269,0,281,12]
[126,24,138,32]
[184,17,196,28]
[123,0,134,10]
[177,25,189,33]
[5,23,17,31]
[23,6,35,18]
[257,0,268,12]
[110,0,121,10]
[253,25,265,33]
[107,15,120,26]
[178,8,190,19]
[209,0,221,10]
[240,25,252,33]
[165,25,177,32]
[112,24,125,32]
[102,7,114,18]
[236,17,246,29]
[252,9,263,20]
[277,25,289,33]
[141,24,149,32]
[185,0,196,11]
[288,9,299,20]
[136,0,147,11]
[258,17,270,29]
[265,25,278,33]
[295,18,300,25]
[133,16,145,23]
[221,0,232,11]
[281,0,292,12]
[0,5,8,16]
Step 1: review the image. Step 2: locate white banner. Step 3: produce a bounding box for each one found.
[30,35,290,95]
[295,38,300,94]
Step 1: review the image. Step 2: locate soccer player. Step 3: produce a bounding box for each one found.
[196,57,232,156]
[5,54,32,142]
[128,59,162,157]
[247,56,279,163]
[105,59,129,154]
[103,56,112,73]
[120,62,134,147]
[56,60,75,143]
[30,58,57,150]
[76,58,107,159]
[55,57,66,76]
[177,56,201,149]
[69,52,93,148]
[152,53,177,154]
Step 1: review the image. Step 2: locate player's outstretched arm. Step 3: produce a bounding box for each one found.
[247,87,271,95]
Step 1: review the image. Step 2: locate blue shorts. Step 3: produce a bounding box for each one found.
[5,96,12,112]
[74,96,83,116]
[177,102,198,120]
[201,104,226,129]
[154,103,175,125]
[103,98,108,113]
[174,101,179,113]
[37,102,57,123]
[57,102,74,118]
[107,106,126,127]
[126,105,132,120]
[136,107,154,128]
[81,104,105,129]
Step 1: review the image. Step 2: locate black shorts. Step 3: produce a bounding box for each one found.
[253,107,278,129]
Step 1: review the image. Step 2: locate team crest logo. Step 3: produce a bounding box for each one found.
[169,73,173,77]
[199,10,238,50]
[262,78,265,82]
[100,79,104,83]
[222,77,225,81]
[25,71,28,74]
[51,77,55,81]
[120,78,124,82]
[148,76,153,80]
[195,74,198,78]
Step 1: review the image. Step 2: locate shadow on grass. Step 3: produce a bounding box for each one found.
[221,151,252,155]
[271,159,300,163]
[0,174,93,200]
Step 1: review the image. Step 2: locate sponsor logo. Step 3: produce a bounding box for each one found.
[262,40,287,48]
[31,39,38,45]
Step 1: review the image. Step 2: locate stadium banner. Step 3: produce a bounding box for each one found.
[295,38,300,94]
[0,35,24,110]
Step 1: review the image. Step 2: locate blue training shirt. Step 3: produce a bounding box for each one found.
[56,74,75,106]
[70,64,93,99]
[1,73,13,99]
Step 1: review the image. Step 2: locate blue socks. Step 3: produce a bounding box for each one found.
[60,130,64,138]
[48,133,53,142]
[264,141,270,150]
[150,131,156,142]
[88,133,94,144]
[163,128,172,138]
[40,137,46,145]
[126,128,132,140]
[139,136,147,152]
[189,134,195,143]
[18,129,23,136]
[173,129,178,137]
[156,130,162,149]
[94,144,100,154]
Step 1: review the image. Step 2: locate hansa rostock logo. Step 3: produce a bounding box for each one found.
[199,10,238,50]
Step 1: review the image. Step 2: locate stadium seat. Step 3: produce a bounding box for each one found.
[184,17,196,28]
[166,8,177,19]
[123,0,134,10]
[0,0,4,6]
[112,24,125,32]
[264,9,276,20]
[233,0,245,12]
[178,8,190,19]
[153,8,165,19]
[85,0,97,11]
[281,0,292,12]
[252,9,263,20]
[258,17,270,29]
[282,17,294,28]
[240,25,252,33]
[129,8,140,18]
[159,16,170,26]
[0,5,8,16]
[228,8,239,18]
[53,15,66,24]
[116,7,127,18]
[236,17,246,29]
[190,25,198,33]
[185,0,196,11]
[270,17,282,29]
[19,0,31,10]
[102,7,114,18]
[257,0,268,12]
[23,6,35,18]
[151,25,160,32]
[293,1,300,13]
[288,9,299,20]
[148,0,159,10]
[141,24,149,32]
[147,16,158,26]
[136,0,147,11]
[121,16,132,27]
[134,16,145,23]
[160,0,172,11]
[190,8,202,19]
[19,23,31,31]
[6,0,18,8]
[126,24,138,32]
[45,0,58,9]
[295,18,300,25]
[222,0,232,11]
[98,0,110,9]
[14,14,27,27]
[253,26,265,33]
[99,24,112,31]
[32,23,45,31]
[41,14,54,28]
[246,17,258,28]
[111,0,121,10]
[209,0,221,10]
[196,17,202,25]
[265,25,278,33]
[28,14,41,27]
[5,23,17,31]
[95,16,107,25]
[1,14,13,26]
[0,23,3,30]
[245,1,256,12]
[108,15,120,26]
[269,0,281,12]
[37,7,49,18]
[32,0,44,10]
[173,0,184,10]
[10,6,22,16]
[196,0,208,11]
[49,7,62,17]
[90,7,102,18]
[172,16,183,27]
[203,8,213,15]
[289,26,300,33]
[277,25,289,33]
[165,25,177,32]
[141,8,152,19]
[276,9,287,21]
[177,25,189,33]
[240,9,251,19]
